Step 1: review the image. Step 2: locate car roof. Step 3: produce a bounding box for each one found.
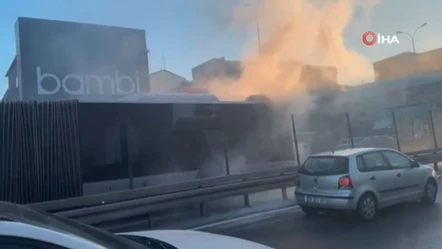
[311,147,384,157]
[0,201,67,229]
[120,230,273,249]
[0,202,148,249]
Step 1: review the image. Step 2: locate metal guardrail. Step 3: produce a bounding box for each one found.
[24,148,442,231]
[406,148,442,164]
[29,166,296,212]
[61,175,295,225]
[405,148,442,156]
[28,167,297,229]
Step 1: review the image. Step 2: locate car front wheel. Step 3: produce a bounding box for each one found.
[422,179,437,205]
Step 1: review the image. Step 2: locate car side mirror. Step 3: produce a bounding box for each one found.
[411,160,420,168]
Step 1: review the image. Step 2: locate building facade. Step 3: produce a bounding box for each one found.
[373,48,442,81]
[371,48,442,108]
[192,57,241,86]
[4,17,150,101]
[373,52,420,81]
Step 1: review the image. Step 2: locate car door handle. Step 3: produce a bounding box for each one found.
[396,173,402,177]
[370,176,376,180]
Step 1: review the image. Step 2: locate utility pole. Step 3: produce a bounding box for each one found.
[162,52,166,69]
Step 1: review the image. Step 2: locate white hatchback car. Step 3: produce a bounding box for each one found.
[0,201,272,249]
[295,148,438,221]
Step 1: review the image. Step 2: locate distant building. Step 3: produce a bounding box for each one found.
[373,52,420,81]
[191,57,339,94]
[150,69,189,93]
[282,62,339,93]
[192,57,241,86]
[149,69,208,94]
[3,56,19,101]
[373,48,442,81]
[337,71,442,113]
[370,48,442,107]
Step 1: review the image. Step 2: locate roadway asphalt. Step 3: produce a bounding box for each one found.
[215,191,442,249]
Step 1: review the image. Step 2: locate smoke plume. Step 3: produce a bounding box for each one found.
[208,0,379,101]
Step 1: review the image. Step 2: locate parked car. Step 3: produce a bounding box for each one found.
[0,202,272,249]
[358,135,397,149]
[295,148,438,221]
[333,137,365,150]
[120,230,272,249]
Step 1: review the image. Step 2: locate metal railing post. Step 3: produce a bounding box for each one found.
[244,194,250,207]
[391,111,401,151]
[199,203,205,217]
[243,178,251,207]
[223,143,230,176]
[281,187,288,200]
[198,185,205,216]
[291,114,301,166]
[119,123,133,190]
[429,110,438,171]
[345,113,354,148]
[147,213,152,228]
[430,110,438,148]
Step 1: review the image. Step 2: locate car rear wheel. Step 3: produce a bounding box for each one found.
[422,179,437,205]
[356,193,377,222]
[300,206,319,216]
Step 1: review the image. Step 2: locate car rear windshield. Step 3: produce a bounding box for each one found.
[298,156,349,176]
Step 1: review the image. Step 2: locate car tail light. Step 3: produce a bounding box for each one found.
[295,173,300,186]
[338,175,353,189]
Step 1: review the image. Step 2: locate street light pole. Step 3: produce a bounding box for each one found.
[256,14,261,53]
[244,2,261,53]
[396,22,428,53]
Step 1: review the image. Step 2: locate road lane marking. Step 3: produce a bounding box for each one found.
[192,205,301,230]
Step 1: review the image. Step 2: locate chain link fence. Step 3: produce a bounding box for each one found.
[290,111,351,162]
[290,103,442,163]
[393,106,436,152]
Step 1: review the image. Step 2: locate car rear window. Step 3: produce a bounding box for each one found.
[298,156,349,176]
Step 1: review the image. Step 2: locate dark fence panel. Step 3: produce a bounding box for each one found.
[0,100,293,202]
[78,102,294,185]
[0,101,82,204]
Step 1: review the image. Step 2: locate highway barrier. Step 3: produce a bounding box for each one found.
[26,148,442,231]
[28,166,297,230]
[405,148,442,165]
